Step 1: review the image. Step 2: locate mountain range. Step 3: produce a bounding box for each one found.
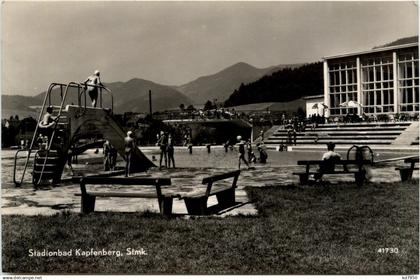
[174,62,300,104]
[2,61,298,117]
[3,35,416,118]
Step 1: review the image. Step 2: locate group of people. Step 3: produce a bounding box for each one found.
[40,70,349,180]
[103,140,118,172]
[156,131,176,169]
[236,136,268,170]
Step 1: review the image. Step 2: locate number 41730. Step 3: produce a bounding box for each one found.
[377,248,399,253]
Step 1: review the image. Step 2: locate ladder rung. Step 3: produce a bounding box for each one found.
[33,170,55,174]
[36,156,59,159]
[34,163,57,168]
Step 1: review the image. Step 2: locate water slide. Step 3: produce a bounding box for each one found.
[66,105,155,171]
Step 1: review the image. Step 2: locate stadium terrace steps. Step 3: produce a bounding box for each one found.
[392,121,419,146]
[264,121,417,147]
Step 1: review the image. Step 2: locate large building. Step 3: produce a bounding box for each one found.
[323,42,418,117]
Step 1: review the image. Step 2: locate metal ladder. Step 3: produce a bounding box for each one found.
[13,82,113,187]
[13,83,78,187]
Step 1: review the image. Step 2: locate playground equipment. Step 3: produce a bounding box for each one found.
[346,145,375,162]
[13,82,155,187]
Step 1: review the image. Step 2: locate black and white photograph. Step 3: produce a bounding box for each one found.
[1,0,419,277]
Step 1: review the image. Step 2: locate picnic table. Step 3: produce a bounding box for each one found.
[293,159,372,186]
[395,157,419,182]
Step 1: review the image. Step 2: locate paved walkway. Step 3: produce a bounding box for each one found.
[2,148,418,217]
[2,163,417,217]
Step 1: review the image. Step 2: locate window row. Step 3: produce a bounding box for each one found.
[329,108,357,115]
[363,90,395,106]
[400,104,419,112]
[398,61,419,79]
[361,56,392,66]
[329,69,357,86]
[330,85,357,93]
[398,52,418,63]
[363,105,394,114]
[328,61,356,71]
[361,64,393,83]
[330,93,358,108]
[400,87,420,105]
[362,81,394,90]
[399,79,419,87]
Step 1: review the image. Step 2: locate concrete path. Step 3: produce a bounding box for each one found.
[2,147,418,217]
[2,164,417,217]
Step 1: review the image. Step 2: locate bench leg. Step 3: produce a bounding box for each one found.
[216,188,235,208]
[184,197,207,215]
[355,171,366,187]
[298,174,309,185]
[399,169,413,182]
[159,197,173,217]
[81,194,96,214]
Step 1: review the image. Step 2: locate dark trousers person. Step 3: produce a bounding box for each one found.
[159,145,167,168]
[238,153,249,169]
[125,151,132,177]
[167,147,175,168]
[109,150,117,171]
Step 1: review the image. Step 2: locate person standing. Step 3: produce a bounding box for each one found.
[224,140,230,153]
[292,128,297,146]
[246,139,253,162]
[156,131,168,168]
[66,145,74,176]
[103,140,111,171]
[167,134,175,168]
[83,70,102,107]
[237,135,250,170]
[124,131,135,177]
[259,130,264,142]
[109,144,117,171]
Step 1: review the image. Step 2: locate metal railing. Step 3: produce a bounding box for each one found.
[13,82,113,187]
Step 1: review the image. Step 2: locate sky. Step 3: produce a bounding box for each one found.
[2,1,419,96]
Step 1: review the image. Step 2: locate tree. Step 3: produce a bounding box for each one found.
[179,104,185,111]
[203,100,213,111]
[296,107,305,119]
[186,104,196,112]
[223,62,323,107]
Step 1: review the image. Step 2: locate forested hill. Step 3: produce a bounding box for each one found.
[224,62,323,107]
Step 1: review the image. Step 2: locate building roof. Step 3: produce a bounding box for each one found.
[323,42,418,61]
[227,99,306,112]
[303,95,324,100]
[228,102,274,112]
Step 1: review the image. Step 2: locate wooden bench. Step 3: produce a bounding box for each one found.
[293,160,372,186]
[76,176,175,216]
[178,170,240,215]
[395,157,419,182]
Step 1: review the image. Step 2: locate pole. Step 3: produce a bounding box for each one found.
[149,90,152,118]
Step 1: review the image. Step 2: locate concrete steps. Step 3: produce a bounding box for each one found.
[265,121,415,147]
[268,135,397,140]
[265,139,393,145]
[392,121,419,146]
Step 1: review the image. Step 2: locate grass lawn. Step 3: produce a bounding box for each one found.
[2,180,419,274]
